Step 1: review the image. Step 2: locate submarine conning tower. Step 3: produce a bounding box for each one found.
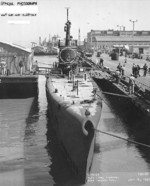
[58,8,77,73]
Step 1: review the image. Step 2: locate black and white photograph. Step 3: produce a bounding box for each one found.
[0,0,150,185]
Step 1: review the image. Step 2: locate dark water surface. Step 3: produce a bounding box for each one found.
[0,56,150,186]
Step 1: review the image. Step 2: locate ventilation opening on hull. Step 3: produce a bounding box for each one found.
[84,120,94,138]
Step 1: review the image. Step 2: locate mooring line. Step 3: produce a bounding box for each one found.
[95,92,128,107]
[94,128,150,148]
[95,92,112,107]
[102,91,131,98]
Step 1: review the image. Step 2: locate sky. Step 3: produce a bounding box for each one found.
[0,0,150,48]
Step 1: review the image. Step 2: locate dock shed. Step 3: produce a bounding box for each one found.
[0,42,34,75]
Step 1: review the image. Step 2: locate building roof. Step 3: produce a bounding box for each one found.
[0,42,31,54]
[93,36,150,42]
[32,45,44,50]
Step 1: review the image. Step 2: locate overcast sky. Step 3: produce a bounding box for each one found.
[0,0,150,47]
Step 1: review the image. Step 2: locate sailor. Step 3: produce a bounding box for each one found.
[132,63,135,76]
[99,58,104,67]
[19,60,24,75]
[129,74,135,94]
[124,57,127,63]
[1,59,7,75]
[33,60,38,75]
[121,64,125,76]
[143,63,148,77]
[117,63,122,73]
[115,69,121,84]
[136,65,141,77]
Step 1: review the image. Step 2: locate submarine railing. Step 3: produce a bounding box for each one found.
[36,66,52,75]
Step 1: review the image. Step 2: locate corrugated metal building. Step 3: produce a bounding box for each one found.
[0,42,33,74]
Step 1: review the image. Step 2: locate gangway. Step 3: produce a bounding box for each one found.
[36,67,52,75]
[36,54,101,76]
[79,55,100,70]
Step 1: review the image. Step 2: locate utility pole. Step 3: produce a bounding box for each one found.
[117,25,124,60]
[129,19,138,56]
[78,28,80,46]
[91,31,92,49]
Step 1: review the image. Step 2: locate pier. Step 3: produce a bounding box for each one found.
[90,53,150,116]
[0,75,38,98]
[0,42,38,98]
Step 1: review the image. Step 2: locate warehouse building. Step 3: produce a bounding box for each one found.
[86,30,150,56]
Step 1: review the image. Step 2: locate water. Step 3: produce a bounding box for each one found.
[0,55,150,186]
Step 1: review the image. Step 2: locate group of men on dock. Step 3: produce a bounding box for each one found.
[117,62,125,76]
[0,58,24,76]
[116,61,149,95]
[132,63,148,77]
[96,53,150,97]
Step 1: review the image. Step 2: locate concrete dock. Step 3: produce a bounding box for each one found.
[92,53,150,89]
[0,74,38,98]
[91,53,150,117]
